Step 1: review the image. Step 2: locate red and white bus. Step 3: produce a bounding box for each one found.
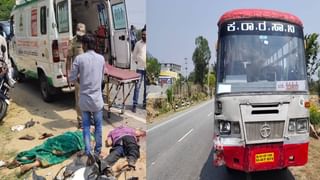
[213,9,309,172]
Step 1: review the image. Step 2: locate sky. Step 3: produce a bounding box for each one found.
[147,0,320,77]
[126,0,146,29]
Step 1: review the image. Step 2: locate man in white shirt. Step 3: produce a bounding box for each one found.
[132,27,146,112]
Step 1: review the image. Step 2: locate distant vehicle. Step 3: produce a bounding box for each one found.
[9,0,131,102]
[213,9,309,173]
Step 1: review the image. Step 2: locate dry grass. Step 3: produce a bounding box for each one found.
[290,138,320,180]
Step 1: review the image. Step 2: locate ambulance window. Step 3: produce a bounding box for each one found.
[112,3,126,30]
[40,6,47,34]
[57,0,69,33]
[97,3,108,26]
[31,9,37,36]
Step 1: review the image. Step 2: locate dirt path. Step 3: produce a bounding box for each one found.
[0,80,146,180]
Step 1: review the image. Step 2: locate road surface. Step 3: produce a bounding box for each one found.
[147,99,295,180]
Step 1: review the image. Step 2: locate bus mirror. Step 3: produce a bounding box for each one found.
[215,40,218,58]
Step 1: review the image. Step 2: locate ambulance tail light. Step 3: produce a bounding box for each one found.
[52,40,60,63]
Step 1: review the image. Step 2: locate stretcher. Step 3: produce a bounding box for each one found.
[104,64,140,117]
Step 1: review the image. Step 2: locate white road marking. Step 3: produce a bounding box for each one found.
[208,112,213,117]
[178,129,194,142]
[151,162,156,165]
[147,99,214,132]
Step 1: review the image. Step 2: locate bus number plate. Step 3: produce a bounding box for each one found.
[255,152,274,163]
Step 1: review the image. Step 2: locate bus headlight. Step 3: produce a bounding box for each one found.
[219,121,231,135]
[296,119,308,133]
[288,120,296,132]
[288,118,308,133]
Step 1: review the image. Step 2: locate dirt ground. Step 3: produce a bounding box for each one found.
[289,138,320,180]
[0,80,146,180]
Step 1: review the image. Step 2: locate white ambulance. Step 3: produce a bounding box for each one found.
[9,0,131,102]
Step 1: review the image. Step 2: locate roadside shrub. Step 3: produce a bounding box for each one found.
[310,102,320,125]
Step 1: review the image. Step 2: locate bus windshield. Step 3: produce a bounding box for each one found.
[217,20,307,93]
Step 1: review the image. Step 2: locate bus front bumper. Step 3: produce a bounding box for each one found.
[213,138,308,172]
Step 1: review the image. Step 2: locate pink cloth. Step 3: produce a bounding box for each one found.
[107,126,137,145]
[104,64,140,80]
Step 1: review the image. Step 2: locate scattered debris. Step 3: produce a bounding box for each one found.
[19,135,35,140]
[0,160,6,167]
[38,133,54,140]
[25,118,37,128]
[11,124,25,132]
[46,172,52,177]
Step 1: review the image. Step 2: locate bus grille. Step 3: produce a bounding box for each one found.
[245,121,285,142]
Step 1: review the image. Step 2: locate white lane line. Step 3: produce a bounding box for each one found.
[208,112,213,117]
[151,162,156,165]
[178,129,194,142]
[147,99,214,132]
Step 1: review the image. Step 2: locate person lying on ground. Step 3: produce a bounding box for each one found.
[103,125,146,170]
[7,131,90,174]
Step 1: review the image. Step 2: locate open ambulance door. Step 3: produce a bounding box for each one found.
[108,0,131,69]
[54,0,72,82]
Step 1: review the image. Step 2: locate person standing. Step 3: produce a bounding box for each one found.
[67,23,86,128]
[130,25,137,51]
[69,34,105,156]
[132,27,146,113]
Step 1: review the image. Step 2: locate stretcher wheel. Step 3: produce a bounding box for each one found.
[120,104,125,114]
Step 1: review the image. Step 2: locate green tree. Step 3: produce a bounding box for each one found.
[188,71,195,82]
[305,33,320,80]
[166,87,175,111]
[146,54,161,85]
[205,72,216,97]
[174,73,184,97]
[192,36,211,89]
[0,0,15,20]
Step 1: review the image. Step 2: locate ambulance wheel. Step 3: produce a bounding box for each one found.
[16,72,25,82]
[39,73,54,102]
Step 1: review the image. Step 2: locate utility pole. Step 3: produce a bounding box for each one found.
[184,58,188,97]
[184,58,188,81]
[207,62,210,96]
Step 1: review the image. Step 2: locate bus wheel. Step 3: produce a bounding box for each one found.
[39,73,54,102]
[245,173,252,180]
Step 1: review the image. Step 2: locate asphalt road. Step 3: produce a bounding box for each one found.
[146,99,296,180]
